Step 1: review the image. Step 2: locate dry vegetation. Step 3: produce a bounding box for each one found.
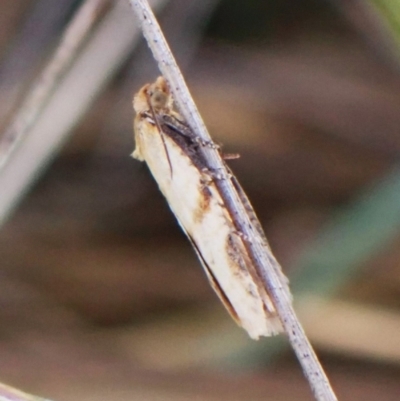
[0,1,399,400]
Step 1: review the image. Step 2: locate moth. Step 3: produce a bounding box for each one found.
[132,77,290,339]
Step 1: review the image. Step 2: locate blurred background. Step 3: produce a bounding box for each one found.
[0,0,399,400]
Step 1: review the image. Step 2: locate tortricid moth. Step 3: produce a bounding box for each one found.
[132,77,290,339]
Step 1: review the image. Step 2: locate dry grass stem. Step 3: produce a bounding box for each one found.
[0,0,111,171]
[0,0,168,226]
[0,382,51,401]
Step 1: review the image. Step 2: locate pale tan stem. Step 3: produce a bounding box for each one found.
[0,0,111,170]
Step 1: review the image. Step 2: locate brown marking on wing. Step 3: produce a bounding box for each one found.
[225,232,280,318]
[192,182,212,224]
[226,233,252,274]
[225,233,263,302]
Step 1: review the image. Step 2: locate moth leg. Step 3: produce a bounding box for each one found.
[222,152,240,160]
[194,137,220,150]
[230,229,252,244]
[200,167,232,181]
[199,169,213,187]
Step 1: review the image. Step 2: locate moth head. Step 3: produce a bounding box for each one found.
[147,76,173,111]
[133,76,173,114]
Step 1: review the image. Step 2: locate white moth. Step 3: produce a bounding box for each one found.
[132,77,290,339]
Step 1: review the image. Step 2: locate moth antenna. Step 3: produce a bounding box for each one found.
[146,89,174,178]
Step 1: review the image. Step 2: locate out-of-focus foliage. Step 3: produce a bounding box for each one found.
[0,1,400,401]
[371,0,400,48]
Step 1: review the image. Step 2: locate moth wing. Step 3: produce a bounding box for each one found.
[230,173,291,299]
[183,228,241,325]
[132,88,285,339]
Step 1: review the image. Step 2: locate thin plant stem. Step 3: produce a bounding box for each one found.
[0,0,163,226]
[0,382,52,401]
[129,2,338,401]
[0,0,111,171]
